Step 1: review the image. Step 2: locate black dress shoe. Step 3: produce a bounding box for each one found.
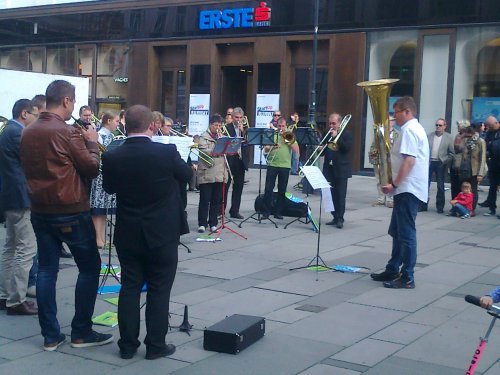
[336,220,344,229]
[6,301,38,315]
[230,213,244,219]
[145,344,176,360]
[0,298,6,310]
[418,204,428,212]
[437,208,443,214]
[274,214,283,220]
[60,248,73,258]
[120,348,137,359]
[478,201,490,208]
[326,218,337,226]
[371,270,401,282]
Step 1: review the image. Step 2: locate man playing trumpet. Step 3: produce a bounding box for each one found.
[262,117,300,220]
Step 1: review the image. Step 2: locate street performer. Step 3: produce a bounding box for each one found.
[196,114,228,233]
[262,116,300,220]
[323,112,353,229]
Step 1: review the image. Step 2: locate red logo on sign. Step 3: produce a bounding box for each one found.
[254,2,271,22]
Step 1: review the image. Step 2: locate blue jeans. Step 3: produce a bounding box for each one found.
[28,254,38,288]
[291,151,299,174]
[386,193,421,281]
[31,212,101,344]
[450,203,469,216]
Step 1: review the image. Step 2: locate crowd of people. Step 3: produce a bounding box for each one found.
[0,80,499,359]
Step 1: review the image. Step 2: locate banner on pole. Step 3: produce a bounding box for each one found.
[254,94,279,165]
[188,94,210,136]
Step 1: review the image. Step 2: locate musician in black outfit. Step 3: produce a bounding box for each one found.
[323,112,353,229]
[224,106,248,219]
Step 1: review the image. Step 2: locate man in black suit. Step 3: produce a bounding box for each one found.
[224,106,248,219]
[0,99,39,315]
[101,105,192,360]
[323,112,353,229]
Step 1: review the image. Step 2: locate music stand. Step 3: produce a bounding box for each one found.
[99,193,120,292]
[289,166,333,279]
[212,136,247,240]
[239,128,278,228]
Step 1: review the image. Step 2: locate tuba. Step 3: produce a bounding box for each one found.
[357,78,399,186]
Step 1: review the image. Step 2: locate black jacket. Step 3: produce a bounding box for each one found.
[322,128,353,180]
[102,137,192,248]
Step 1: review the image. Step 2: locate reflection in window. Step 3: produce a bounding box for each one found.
[176,70,186,123]
[97,44,128,103]
[47,47,75,75]
[474,38,500,97]
[294,68,328,126]
[389,42,416,97]
[162,71,175,117]
[258,63,280,94]
[28,49,44,72]
[0,49,27,70]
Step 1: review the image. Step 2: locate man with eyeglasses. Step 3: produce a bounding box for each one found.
[371,96,429,289]
[0,99,39,315]
[323,112,353,229]
[478,115,500,217]
[424,118,454,214]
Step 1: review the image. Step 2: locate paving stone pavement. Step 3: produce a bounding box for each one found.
[1,170,499,374]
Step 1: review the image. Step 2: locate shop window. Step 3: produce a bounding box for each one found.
[190,64,210,94]
[293,67,328,125]
[47,47,75,75]
[28,49,45,72]
[258,63,280,94]
[96,44,128,107]
[77,47,95,101]
[176,70,186,123]
[474,38,500,97]
[0,49,27,70]
[389,42,416,97]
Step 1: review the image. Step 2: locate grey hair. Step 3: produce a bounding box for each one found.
[457,120,470,131]
[233,107,244,116]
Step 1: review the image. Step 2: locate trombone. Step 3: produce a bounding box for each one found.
[300,114,352,173]
[164,126,214,166]
[71,116,107,153]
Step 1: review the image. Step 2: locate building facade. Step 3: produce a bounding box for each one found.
[0,0,499,170]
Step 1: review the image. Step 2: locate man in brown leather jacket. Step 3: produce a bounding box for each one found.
[20,80,113,352]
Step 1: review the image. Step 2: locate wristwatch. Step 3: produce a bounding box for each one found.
[391,182,398,189]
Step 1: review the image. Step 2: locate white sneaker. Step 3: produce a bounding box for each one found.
[198,226,205,233]
[27,285,36,298]
[210,226,218,233]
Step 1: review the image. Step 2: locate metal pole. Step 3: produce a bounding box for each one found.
[308,0,320,128]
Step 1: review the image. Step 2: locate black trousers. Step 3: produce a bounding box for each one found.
[484,160,499,210]
[329,176,348,221]
[428,160,447,211]
[263,166,290,215]
[116,237,178,355]
[198,182,223,227]
[225,165,245,215]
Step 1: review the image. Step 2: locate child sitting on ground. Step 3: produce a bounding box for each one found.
[480,286,500,309]
[447,181,473,219]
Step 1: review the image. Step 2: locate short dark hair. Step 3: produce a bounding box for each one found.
[393,96,417,116]
[12,99,33,119]
[101,112,117,128]
[79,105,92,116]
[125,105,153,133]
[45,80,75,109]
[209,113,223,124]
[31,94,46,111]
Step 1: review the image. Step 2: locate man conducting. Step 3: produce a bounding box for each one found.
[21,80,113,350]
[102,105,192,360]
[371,96,429,289]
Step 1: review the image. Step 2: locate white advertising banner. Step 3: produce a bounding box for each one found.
[188,94,210,136]
[254,94,280,165]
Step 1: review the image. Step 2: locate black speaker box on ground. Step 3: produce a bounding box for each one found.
[203,314,265,354]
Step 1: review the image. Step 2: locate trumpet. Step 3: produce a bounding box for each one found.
[220,124,231,137]
[72,116,107,153]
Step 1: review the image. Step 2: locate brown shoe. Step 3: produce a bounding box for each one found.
[6,301,38,315]
[0,298,6,310]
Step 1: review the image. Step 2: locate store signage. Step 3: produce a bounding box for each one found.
[199,2,271,30]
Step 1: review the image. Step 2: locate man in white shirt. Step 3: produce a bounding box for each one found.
[425,118,454,213]
[370,96,429,289]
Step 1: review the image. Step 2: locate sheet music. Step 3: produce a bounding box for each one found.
[321,187,335,212]
[152,135,193,162]
[301,166,330,189]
